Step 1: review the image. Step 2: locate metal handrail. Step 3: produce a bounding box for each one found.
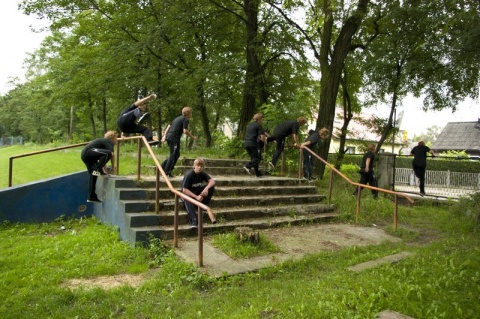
[116,136,215,267]
[301,147,414,231]
[8,142,89,187]
[8,136,214,267]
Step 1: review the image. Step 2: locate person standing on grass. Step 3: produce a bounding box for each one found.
[116,93,159,146]
[161,107,198,177]
[268,116,307,170]
[410,140,435,196]
[181,158,216,228]
[353,143,378,198]
[81,130,117,203]
[243,113,266,178]
[301,127,329,181]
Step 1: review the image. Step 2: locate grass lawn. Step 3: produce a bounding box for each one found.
[1,144,479,318]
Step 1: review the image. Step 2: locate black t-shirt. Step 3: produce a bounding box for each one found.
[304,130,320,150]
[244,122,265,147]
[411,145,431,168]
[273,120,300,138]
[166,115,189,142]
[182,169,212,193]
[360,151,375,172]
[81,138,114,157]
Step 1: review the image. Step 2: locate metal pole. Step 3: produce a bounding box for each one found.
[198,207,204,267]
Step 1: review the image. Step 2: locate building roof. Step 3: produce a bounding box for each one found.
[431,120,480,153]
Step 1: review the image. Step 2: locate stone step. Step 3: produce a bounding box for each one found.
[131,211,339,241]
[116,184,318,200]
[122,194,327,213]
[127,203,335,227]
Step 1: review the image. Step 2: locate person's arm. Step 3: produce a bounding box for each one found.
[161,125,171,142]
[292,133,299,146]
[301,140,312,148]
[199,178,215,198]
[134,93,157,106]
[365,157,371,172]
[184,128,198,141]
[109,153,116,174]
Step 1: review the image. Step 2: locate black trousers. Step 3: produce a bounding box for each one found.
[81,148,112,198]
[353,171,378,197]
[161,139,181,175]
[183,186,215,222]
[117,116,153,141]
[413,165,426,193]
[245,145,261,175]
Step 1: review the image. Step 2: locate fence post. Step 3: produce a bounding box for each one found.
[377,153,396,190]
[446,170,451,188]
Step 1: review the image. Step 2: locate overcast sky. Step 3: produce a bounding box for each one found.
[1,1,479,137]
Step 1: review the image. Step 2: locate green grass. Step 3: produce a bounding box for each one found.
[1,145,480,318]
[212,233,281,258]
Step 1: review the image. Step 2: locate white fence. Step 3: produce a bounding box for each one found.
[395,168,480,198]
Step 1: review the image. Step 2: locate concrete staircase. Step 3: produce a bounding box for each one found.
[96,158,337,245]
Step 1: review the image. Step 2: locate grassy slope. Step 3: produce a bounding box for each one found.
[0,145,479,318]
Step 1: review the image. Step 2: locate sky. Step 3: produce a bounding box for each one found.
[1,1,479,138]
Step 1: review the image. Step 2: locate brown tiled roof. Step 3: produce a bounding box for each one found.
[431,121,480,153]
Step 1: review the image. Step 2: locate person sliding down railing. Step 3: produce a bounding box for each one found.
[300,127,329,182]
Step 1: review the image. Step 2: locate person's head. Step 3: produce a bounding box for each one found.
[104,130,118,142]
[297,117,307,126]
[193,158,206,174]
[418,141,426,147]
[182,107,193,118]
[367,144,376,152]
[319,128,329,139]
[253,113,264,122]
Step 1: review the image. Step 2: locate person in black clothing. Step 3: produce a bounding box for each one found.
[80,131,117,203]
[353,143,378,198]
[268,117,307,169]
[300,127,329,181]
[161,107,198,177]
[117,94,158,146]
[181,158,216,228]
[243,113,266,177]
[410,140,435,196]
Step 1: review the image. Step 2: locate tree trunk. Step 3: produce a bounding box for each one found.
[237,0,262,140]
[315,0,371,178]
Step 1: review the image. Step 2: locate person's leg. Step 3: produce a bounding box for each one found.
[118,117,154,141]
[201,186,215,205]
[271,137,285,166]
[368,172,378,197]
[164,140,180,175]
[418,167,426,194]
[353,172,367,195]
[183,199,198,226]
[302,150,311,179]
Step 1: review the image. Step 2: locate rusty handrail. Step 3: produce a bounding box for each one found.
[301,147,414,231]
[117,136,215,267]
[8,142,89,187]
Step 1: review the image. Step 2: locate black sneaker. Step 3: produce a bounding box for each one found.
[255,173,264,178]
[92,170,106,176]
[87,196,102,203]
[147,140,159,146]
[190,219,198,228]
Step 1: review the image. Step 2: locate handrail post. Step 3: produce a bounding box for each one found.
[198,207,204,267]
[394,195,398,231]
[137,139,142,180]
[155,167,160,214]
[298,148,303,180]
[328,170,334,204]
[8,157,13,187]
[355,190,361,223]
[174,195,179,247]
[116,139,121,175]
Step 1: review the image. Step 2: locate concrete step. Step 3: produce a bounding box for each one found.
[131,211,339,241]
[127,203,335,227]
[121,194,327,213]
[116,184,318,200]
